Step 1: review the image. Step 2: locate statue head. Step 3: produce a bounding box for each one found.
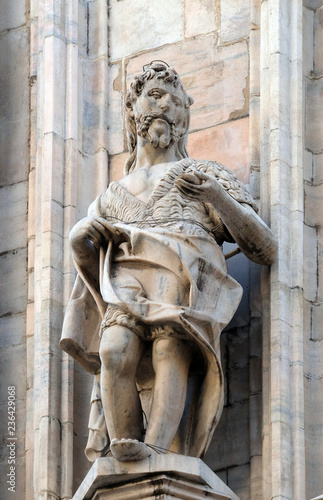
[124,61,194,175]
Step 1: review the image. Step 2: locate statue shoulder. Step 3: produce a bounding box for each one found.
[87,185,115,218]
[191,159,258,212]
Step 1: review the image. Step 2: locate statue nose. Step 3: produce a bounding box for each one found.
[160,95,171,111]
[160,102,170,111]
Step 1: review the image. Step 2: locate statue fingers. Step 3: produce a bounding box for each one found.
[178,172,202,185]
[89,219,112,242]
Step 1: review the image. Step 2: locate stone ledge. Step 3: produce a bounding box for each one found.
[72,455,240,500]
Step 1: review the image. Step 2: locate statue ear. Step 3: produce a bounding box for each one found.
[188,95,194,106]
[125,101,135,118]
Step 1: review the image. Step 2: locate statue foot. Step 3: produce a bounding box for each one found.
[110,438,152,462]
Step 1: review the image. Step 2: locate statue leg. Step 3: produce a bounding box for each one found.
[145,337,192,451]
[99,324,144,441]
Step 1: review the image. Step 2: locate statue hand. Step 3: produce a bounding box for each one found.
[70,216,114,257]
[175,170,220,203]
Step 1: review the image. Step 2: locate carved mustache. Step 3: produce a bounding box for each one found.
[136,112,175,130]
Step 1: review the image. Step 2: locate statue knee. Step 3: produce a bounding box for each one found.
[153,337,186,363]
[99,326,140,376]
[99,341,121,373]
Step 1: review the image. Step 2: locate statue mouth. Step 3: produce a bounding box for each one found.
[136,112,184,149]
[137,112,175,130]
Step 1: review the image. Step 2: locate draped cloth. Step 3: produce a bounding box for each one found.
[60,159,256,459]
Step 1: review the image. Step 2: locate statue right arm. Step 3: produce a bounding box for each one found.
[69,216,113,289]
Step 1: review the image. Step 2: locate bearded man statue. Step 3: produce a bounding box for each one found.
[60,61,277,462]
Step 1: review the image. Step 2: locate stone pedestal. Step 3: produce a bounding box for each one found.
[72,455,239,500]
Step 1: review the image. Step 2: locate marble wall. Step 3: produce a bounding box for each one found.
[0,0,29,497]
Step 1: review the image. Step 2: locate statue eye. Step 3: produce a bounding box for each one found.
[171,96,182,106]
[149,90,162,99]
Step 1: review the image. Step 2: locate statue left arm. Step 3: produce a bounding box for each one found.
[175,171,277,265]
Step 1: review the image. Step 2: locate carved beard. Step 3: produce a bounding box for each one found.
[136,113,186,149]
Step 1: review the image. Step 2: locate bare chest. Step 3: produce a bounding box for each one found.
[119,162,175,203]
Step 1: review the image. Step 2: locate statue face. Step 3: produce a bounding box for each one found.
[133,78,188,149]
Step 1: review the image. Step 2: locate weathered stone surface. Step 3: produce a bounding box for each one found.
[87,0,108,59]
[250,29,260,96]
[0,313,25,350]
[249,454,262,500]
[249,393,262,455]
[228,464,250,500]
[303,224,318,302]
[73,367,93,492]
[42,36,66,137]
[72,456,240,500]
[220,0,249,44]
[107,63,124,156]
[204,403,250,470]
[0,182,27,254]
[0,26,29,187]
[225,251,250,329]
[314,153,323,183]
[126,37,248,133]
[109,0,184,61]
[0,0,25,32]
[250,0,261,26]
[0,27,29,125]
[0,119,29,187]
[0,249,27,318]
[93,475,235,499]
[187,118,250,183]
[305,183,323,227]
[306,76,323,153]
[304,371,323,498]
[304,6,314,76]
[229,364,249,405]
[318,226,323,306]
[314,7,323,76]
[82,58,109,154]
[0,343,26,401]
[41,133,65,205]
[304,149,313,183]
[184,0,217,38]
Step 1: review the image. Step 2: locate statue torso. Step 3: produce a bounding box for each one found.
[118,161,178,203]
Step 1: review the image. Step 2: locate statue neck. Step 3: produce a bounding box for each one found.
[135,136,178,169]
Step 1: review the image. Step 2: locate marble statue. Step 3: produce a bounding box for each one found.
[60,61,277,463]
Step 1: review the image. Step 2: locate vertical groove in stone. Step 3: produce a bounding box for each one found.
[289,2,306,499]
[26,1,38,498]
[249,2,262,499]
[260,1,305,499]
[60,1,78,497]
[32,0,67,498]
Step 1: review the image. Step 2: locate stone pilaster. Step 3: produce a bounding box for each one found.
[29,0,108,498]
[260,1,306,499]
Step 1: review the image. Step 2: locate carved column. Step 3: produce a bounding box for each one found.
[28,0,108,498]
[260,1,306,499]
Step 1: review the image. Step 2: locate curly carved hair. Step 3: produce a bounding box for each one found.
[124,61,194,175]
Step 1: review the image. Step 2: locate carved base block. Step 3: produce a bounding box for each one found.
[72,455,239,500]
